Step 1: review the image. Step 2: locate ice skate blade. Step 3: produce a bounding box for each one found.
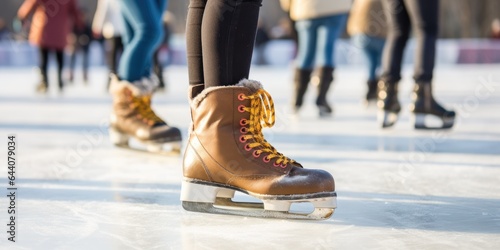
[182,201,334,220]
[109,128,181,156]
[411,113,455,130]
[378,110,399,128]
[181,179,336,220]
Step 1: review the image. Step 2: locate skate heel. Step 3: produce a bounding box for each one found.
[181,180,235,203]
[109,127,129,146]
[378,110,399,128]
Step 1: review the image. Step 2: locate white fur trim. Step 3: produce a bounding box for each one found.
[109,74,154,96]
[190,79,263,107]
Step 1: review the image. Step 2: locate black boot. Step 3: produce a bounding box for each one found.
[315,66,334,117]
[293,68,312,113]
[410,82,456,129]
[377,80,401,128]
[365,78,378,105]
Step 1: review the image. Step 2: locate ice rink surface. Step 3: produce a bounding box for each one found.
[1,65,499,249]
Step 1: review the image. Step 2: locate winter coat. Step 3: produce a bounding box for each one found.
[280,0,352,21]
[347,0,387,38]
[18,0,82,50]
[92,0,125,39]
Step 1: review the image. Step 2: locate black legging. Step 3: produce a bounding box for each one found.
[381,0,439,83]
[186,0,262,88]
[106,36,124,74]
[39,47,64,84]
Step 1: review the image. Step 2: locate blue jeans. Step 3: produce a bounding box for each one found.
[295,14,348,69]
[352,34,386,81]
[118,0,167,82]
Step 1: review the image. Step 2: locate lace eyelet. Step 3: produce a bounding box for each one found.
[273,162,280,167]
[240,127,248,134]
[238,105,246,113]
[244,144,252,151]
[240,119,247,126]
[238,93,245,101]
[280,163,287,169]
[252,151,261,158]
[263,156,271,163]
[239,136,247,143]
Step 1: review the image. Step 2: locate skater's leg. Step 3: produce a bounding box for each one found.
[38,47,49,84]
[82,45,90,82]
[404,0,455,129]
[378,0,409,127]
[316,14,347,68]
[182,0,336,219]
[313,14,347,116]
[36,47,49,92]
[404,0,438,83]
[118,0,163,82]
[380,0,410,84]
[186,0,207,86]
[201,0,262,88]
[55,49,64,90]
[295,19,319,70]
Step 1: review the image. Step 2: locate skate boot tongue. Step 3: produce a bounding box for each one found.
[239,81,297,168]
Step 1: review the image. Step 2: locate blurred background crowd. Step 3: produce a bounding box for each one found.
[0,0,499,89]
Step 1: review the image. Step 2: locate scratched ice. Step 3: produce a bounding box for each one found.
[0,65,499,249]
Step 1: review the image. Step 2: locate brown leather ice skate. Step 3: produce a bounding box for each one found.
[180,79,336,219]
[108,75,182,153]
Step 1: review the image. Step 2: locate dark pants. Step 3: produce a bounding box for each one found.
[186,0,262,88]
[39,47,64,84]
[381,0,439,83]
[69,44,90,80]
[106,36,123,75]
[119,0,167,82]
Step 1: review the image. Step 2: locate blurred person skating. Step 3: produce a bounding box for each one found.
[181,0,336,219]
[68,9,93,84]
[347,0,387,106]
[378,0,455,129]
[92,0,125,89]
[281,0,352,117]
[18,0,82,93]
[108,0,182,153]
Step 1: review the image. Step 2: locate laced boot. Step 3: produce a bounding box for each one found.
[377,80,401,128]
[293,68,312,114]
[314,67,334,117]
[108,75,182,153]
[181,79,336,219]
[410,82,456,129]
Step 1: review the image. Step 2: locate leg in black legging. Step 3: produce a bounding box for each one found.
[380,0,411,84]
[404,0,438,83]
[82,45,90,82]
[39,47,49,84]
[186,0,207,86]
[153,49,165,88]
[69,48,77,82]
[186,0,262,88]
[55,50,64,90]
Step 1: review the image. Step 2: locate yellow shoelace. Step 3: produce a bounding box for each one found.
[240,89,295,167]
[130,95,164,126]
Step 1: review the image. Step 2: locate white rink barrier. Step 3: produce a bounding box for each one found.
[1,38,499,67]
